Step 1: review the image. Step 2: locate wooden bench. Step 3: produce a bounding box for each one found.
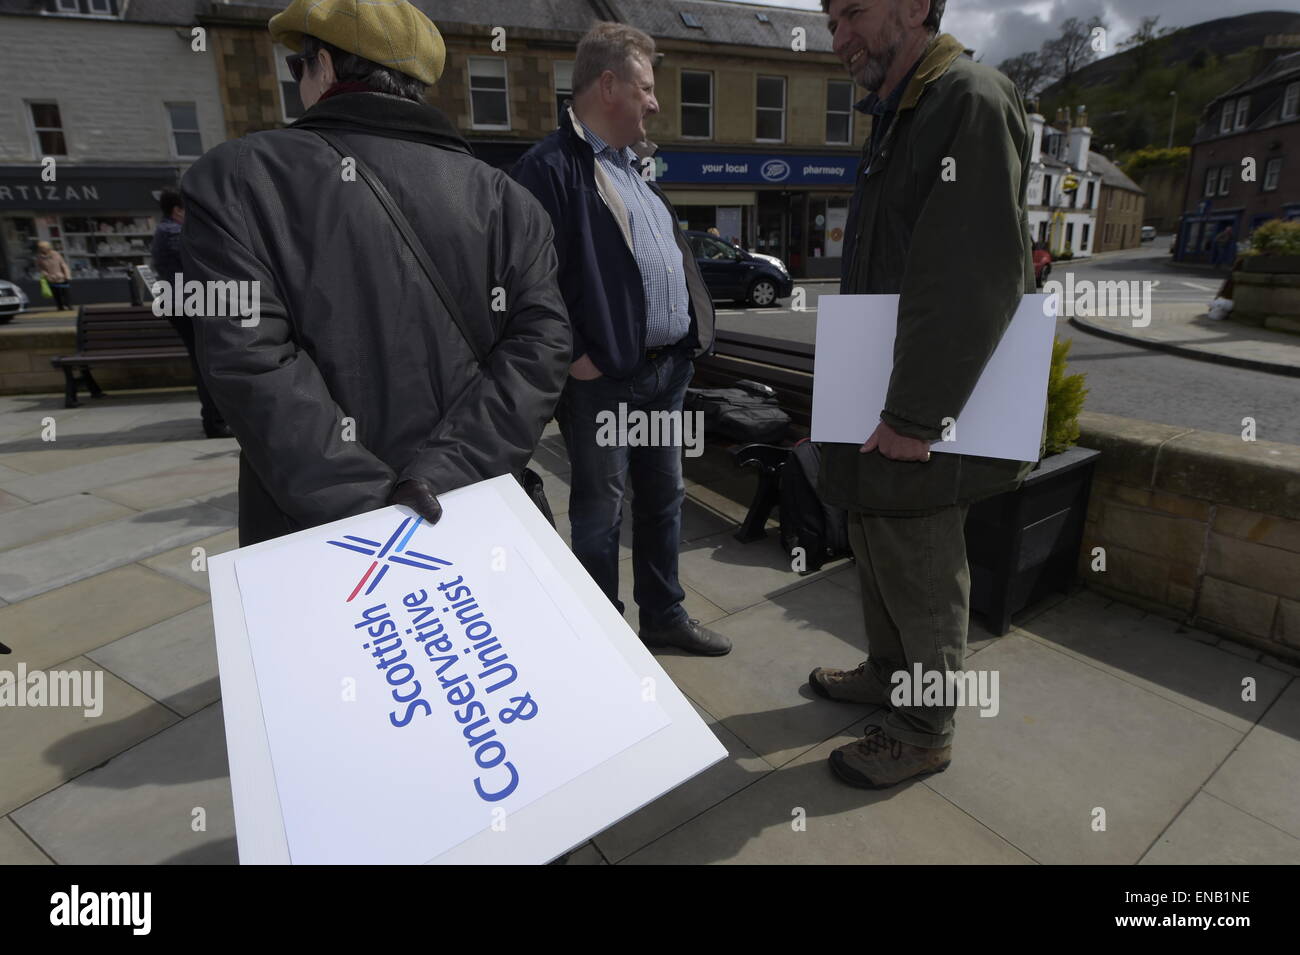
[50,304,190,408]
[693,329,814,542]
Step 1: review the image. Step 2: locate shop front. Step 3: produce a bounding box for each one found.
[654,149,855,279]
[0,165,181,307]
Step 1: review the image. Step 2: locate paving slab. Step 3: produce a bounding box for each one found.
[593,699,773,863]
[88,606,220,717]
[0,817,51,864]
[923,633,1243,864]
[619,577,728,631]
[0,497,236,602]
[0,493,134,551]
[95,450,239,510]
[1203,679,1300,839]
[0,443,206,501]
[559,841,607,865]
[0,440,179,479]
[0,564,209,671]
[622,731,1032,864]
[653,579,878,766]
[1025,596,1292,733]
[12,703,236,865]
[140,528,240,593]
[0,656,178,816]
[676,529,839,614]
[1139,792,1300,865]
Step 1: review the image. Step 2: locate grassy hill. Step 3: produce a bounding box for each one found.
[1036,10,1300,158]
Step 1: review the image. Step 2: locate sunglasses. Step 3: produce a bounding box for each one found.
[285,51,315,83]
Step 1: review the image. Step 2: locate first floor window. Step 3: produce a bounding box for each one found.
[1204,168,1217,197]
[1263,158,1283,192]
[756,75,785,142]
[1081,223,1090,250]
[554,61,573,127]
[29,102,66,156]
[166,102,202,158]
[681,70,713,139]
[274,44,305,122]
[1218,166,1231,196]
[826,80,852,144]
[469,57,509,130]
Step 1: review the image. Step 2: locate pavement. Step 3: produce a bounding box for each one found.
[1070,302,1300,377]
[2,389,1300,865]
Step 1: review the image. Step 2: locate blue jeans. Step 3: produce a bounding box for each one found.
[557,346,693,631]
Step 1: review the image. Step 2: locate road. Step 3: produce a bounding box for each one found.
[714,239,1300,446]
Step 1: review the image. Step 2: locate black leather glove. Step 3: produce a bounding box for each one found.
[388,478,443,525]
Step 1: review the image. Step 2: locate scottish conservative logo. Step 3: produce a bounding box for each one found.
[328,515,452,603]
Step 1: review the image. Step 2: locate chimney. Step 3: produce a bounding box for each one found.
[1067,105,1092,171]
[1028,111,1045,164]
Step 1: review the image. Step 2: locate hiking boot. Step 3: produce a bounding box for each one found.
[808,661,889,705]
[640,618,731,656]
[829,724,952,789]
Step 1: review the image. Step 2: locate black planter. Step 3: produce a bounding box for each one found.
[964,445,1100,636]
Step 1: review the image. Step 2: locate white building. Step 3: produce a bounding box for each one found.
[1025,106,1102,258]
[0,0,223,302]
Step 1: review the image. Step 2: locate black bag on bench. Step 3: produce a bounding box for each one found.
[686,379,791,444]
[779,439,850,573]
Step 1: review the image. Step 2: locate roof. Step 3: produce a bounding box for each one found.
[1088,150,1144,193]
[1212,49,1300,105]
[611,0,834,52]
[0,0,838,51]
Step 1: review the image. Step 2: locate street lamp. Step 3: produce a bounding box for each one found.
[1167,91,1177,149]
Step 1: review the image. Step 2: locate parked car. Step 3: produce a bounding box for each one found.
[1032,244,1052,288]
[685,230,793,307]
[1141,226,1156,242]
[0,280,28,323]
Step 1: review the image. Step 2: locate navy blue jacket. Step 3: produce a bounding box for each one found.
[511,108,714,379]
[151,216,183,280]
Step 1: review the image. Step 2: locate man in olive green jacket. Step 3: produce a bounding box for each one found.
[810,0,1038,788]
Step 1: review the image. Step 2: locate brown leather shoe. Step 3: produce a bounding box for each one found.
[829,724,951,789]
[808,662,890,705]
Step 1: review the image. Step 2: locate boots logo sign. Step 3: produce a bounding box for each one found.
[761,159,791,182]
[327,515,452,603]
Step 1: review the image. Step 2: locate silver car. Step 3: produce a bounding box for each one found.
[0,280,29,323]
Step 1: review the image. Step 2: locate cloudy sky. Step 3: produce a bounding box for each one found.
[731,0,1289,67]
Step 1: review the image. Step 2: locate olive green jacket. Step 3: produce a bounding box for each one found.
[819,33,1040,516]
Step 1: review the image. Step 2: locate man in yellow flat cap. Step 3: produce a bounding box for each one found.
[180,0,571,545]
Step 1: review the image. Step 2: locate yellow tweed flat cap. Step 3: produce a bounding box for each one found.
[269,0,446,86]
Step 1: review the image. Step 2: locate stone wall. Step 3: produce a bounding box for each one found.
[1232,257,1300,335]
[0,326,191,396]
[1078,411,1300,660]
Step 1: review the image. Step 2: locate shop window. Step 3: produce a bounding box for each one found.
[756,75,785,143]
[469,58,510,130]
[1263,158,1282,192]
[28,102,67,157]
[681,70,712,139]
[274,44,305,123]
[554,61,573,127]
[826,80,852,144]
[167,103,202,159]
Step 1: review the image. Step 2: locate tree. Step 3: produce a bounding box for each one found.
[998,51,1051,99]
[1040,16,1108,88]
[1118,16,1176,76]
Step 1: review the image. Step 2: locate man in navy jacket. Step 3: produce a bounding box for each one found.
[512,22,725,656]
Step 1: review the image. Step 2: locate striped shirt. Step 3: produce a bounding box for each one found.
[576,116,691,348]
